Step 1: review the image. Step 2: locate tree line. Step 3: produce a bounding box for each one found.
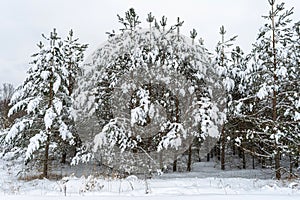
[0,0,299,180]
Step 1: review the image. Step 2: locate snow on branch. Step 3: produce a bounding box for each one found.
[5,119,33,143]
[25,130,47,161]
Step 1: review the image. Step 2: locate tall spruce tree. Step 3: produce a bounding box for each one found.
[5,29,87,178]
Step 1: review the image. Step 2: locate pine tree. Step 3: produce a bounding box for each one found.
[59,30,88,163]
[213,25,240,170]
[237,0,299,179]
[5,28,87,178]
[282,20,300,175]
[74,9,222,175]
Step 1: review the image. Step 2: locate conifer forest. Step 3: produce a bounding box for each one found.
[0,0,300,198]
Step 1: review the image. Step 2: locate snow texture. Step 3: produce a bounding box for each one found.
[25,131,47,160]
[44,108,57,130]
[0,154,299,199]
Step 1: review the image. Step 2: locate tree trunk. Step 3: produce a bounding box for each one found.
[207,153,210,162]
[220,127,226,170]
[239,143,246,169]
[43,71,54,178]
[173,154,177,172]
[261,157,266,168]
[232,142,236,156]
[275,149,281,180]
[215,143,220,161]
[61,151,67,164]
[187,145,192,172]
[242,148,246,169]
[271,1,281,180]
[43,135,50,178]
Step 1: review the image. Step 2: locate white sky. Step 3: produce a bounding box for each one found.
[0,0,299,87]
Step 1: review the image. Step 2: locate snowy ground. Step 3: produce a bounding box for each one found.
[1,157,300,199]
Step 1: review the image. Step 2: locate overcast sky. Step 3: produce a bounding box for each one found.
[0,0,299,87]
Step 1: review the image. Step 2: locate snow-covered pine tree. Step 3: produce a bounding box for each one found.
[226,46,251,169]
[59,30,88,164]
[63,29,88,96]
[73,9,223,175]
[236,0,299,179]
[5,28,87,178]
[213,25,242,170]
[281,20,300,174]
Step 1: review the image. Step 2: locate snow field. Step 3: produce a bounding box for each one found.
[1,160,300,199]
